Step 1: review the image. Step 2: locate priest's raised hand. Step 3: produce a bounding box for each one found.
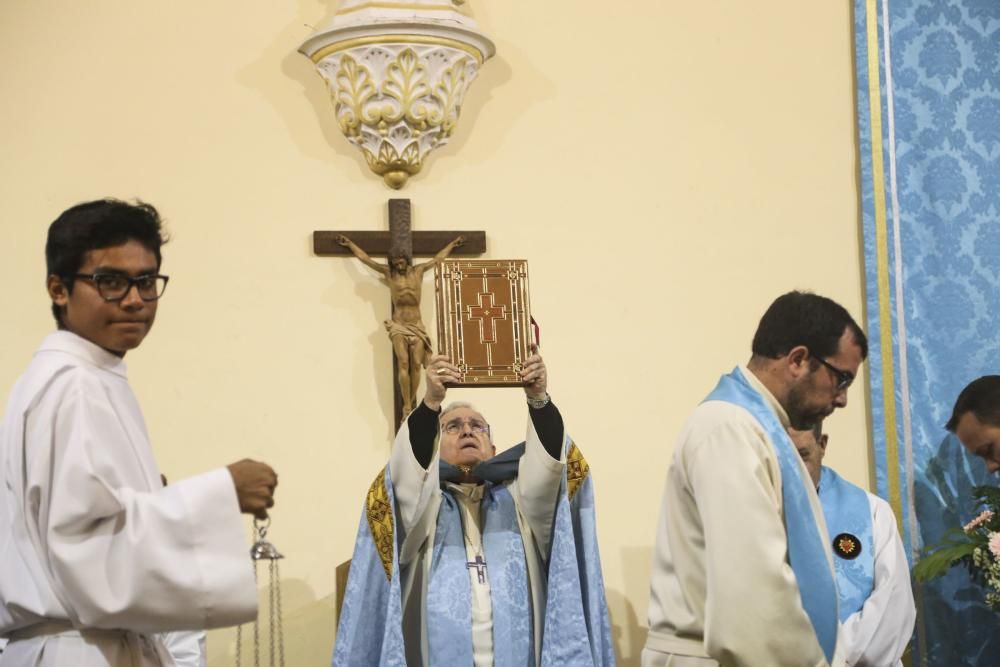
[421,353,460,410]
[520,343,548,402]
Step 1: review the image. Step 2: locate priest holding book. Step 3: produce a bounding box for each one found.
[332,347,615,667]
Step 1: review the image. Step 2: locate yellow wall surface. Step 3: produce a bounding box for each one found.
[0,1,870,665]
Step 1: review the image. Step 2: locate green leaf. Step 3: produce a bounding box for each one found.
[913,539,977,582]
[972,485,1000,509]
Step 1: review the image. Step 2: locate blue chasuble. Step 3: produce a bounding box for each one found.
[331,437,615,667]
[332,467,407,667]
[704,368,839,664]
[818,466,875,621]
[540,447,616,666]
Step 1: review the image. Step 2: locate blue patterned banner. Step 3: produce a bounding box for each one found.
[854,1,1000,664]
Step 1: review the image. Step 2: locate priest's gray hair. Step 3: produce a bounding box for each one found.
[440,401,493,442]
[441,400,475,417]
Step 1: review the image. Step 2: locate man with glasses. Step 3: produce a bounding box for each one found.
[0,199,278,666]
[789,422,915,667]
[643,291,868,667]
[333,347,614,666]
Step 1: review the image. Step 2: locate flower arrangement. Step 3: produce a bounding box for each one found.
[914,485,1000,609]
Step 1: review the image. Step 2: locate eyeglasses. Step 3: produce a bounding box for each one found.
[442,418,490,436]
[72,272,169,302]
[811,353,854,391]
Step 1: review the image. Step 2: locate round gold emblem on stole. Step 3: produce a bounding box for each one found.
[832,532,861,560]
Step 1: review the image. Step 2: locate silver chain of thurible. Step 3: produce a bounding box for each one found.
[253,577,262,667]
[268,559,285,667]
[235,519,284,667]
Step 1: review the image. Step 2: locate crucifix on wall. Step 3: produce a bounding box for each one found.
[314,199,485,426]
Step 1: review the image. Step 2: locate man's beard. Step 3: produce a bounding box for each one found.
[785,383,830,431]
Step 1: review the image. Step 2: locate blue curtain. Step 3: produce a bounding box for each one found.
[854,1,1000,664]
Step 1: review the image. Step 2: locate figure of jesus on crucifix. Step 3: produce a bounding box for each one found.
[336,233,464,414]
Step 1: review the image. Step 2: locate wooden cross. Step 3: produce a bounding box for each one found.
[314,199,486,427]
[466,554,488,584]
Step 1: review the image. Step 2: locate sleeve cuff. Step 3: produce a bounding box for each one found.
[171,468,258,629]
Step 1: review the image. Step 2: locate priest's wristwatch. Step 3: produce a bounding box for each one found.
[526,392,551,409]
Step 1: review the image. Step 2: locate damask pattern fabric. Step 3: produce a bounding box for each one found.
[854,1,1000,664]
[817,467,875,623]
[331,438,615,667]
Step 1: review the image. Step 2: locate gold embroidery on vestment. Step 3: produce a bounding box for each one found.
[366,468,395,580]
[566,441,590,500]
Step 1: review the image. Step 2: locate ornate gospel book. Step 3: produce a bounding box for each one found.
[434,259,532,387]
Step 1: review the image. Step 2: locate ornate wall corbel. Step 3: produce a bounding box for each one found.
[299,0,495,189]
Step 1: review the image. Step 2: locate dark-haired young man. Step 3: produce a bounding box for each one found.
[0,199,278,666]
[946,375,1000,473]
[643,291,868,667]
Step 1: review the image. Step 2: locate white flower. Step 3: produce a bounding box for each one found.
[989,532,1000,560]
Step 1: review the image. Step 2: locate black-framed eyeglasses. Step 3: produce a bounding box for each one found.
[71,272,169,302]
[811,353,854,391]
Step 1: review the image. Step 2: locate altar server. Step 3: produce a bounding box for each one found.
[0,198,278,666]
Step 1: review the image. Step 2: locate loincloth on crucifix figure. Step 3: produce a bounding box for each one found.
[384,319,432,367]
[383,302,433,412]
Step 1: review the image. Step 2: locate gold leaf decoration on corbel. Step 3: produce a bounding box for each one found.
[300,1,495,189]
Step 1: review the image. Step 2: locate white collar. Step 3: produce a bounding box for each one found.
[37,330,129,378]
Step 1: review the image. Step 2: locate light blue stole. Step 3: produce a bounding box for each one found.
[818,466,875,621]
[426,483,533,667]
[704,368,838,663]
